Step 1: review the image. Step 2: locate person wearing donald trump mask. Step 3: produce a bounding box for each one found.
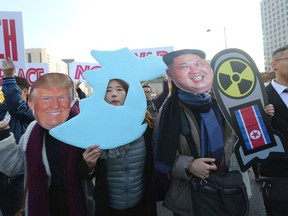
[0,72,101,216]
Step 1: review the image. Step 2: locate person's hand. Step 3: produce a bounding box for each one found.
[82,145,102,168]
[2,58,15,77]
[265,104,275,117]
[0,120,9,130]
[188,158,217,179]
[76,81,82,89]
[163,74,168,82]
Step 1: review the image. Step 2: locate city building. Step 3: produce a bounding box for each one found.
[25,48,69,74]
[260,0,288,71]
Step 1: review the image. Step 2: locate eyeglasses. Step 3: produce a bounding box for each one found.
[274,57,288,61]
[144,91,151,94]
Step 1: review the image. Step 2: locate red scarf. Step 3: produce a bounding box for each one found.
[26,102,87,215]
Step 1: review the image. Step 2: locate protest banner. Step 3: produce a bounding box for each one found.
[132,46,173,58]
[0,11,25,68]
[69,62,100,82]
[0,63,48,85]
[69,46,173,82]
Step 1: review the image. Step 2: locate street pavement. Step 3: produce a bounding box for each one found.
[157,169,267,216]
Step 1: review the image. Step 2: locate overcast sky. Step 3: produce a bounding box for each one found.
[1,0,265,70]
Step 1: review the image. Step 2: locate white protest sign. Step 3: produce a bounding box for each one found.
[0,63,48,85]
[0,11,25,68]
[69,62,100,82]
[69,46,173,82]
[132,46,174,58]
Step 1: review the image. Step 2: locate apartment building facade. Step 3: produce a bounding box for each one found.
[260,0,288,71]
[25,48,68,74]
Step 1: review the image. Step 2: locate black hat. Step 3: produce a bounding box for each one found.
[163,49,206,66]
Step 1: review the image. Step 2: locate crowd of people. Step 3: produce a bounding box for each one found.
[0,45,287,216]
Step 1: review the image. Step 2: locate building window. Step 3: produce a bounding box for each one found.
[28,53,32,63]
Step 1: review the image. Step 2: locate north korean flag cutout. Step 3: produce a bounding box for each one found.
[210,48,288,172]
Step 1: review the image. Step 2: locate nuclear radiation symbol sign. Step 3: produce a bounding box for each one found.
[211,48,288,172]
[217,59,255,99]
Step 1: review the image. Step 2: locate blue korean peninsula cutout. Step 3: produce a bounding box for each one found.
[50,48,166,149]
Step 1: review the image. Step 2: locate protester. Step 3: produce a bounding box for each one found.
[153,49,274,216]
[0,58,34,216]
[82,78,157,216]
[0,69,99,215]
[259,44,288,216]
[142,75,169,118]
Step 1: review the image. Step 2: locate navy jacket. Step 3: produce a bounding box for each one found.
[2,77,34,143]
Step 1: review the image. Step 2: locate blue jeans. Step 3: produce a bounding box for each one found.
[0,173,24,216]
